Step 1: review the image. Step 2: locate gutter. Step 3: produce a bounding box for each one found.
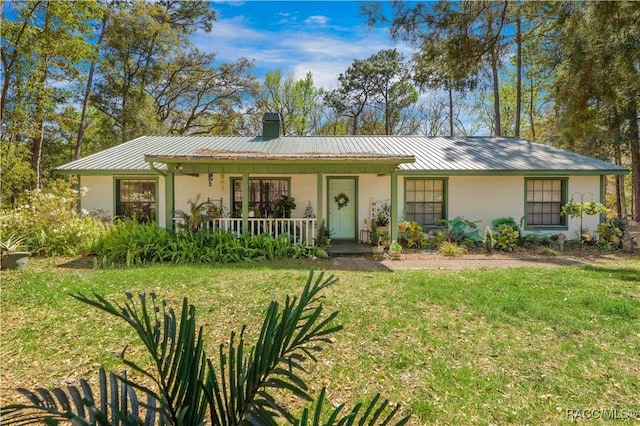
[147,160,167,177]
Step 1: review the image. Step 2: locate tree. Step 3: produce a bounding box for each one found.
[1,0,101,188]
[256,70,324,136]
[152,50,257,135]
[363,1,513,137]
[91,1,179,143]
[325,49,417,135]
[547,2,640,218]
[74,1,110,160]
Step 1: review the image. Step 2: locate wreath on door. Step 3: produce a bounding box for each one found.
[334,192,350,210]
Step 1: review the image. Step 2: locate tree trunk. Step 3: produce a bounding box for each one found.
[614,143,626,216]
[628,99,640,220]
[515,16,522,137]
[448,85,454,136]
[528,79,536,139]
[491,46,501,137]
[31,1,51,190]
[75,10,108,160]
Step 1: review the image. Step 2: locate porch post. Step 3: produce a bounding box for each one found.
[241,172,249,235]
[316,173,323,230]
[165,171,175,231]
[390,171,398,242]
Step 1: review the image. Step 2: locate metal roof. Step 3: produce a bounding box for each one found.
[55,135,628,175]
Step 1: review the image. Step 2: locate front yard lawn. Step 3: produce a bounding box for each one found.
[1,258,639,424]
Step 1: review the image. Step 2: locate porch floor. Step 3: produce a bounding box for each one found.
[324,240,372,255]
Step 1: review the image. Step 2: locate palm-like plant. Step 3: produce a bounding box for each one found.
[1,270,410,425]
[175,195,213,232]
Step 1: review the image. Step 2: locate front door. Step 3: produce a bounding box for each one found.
[328,177,357,240]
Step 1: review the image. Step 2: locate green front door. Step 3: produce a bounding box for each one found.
[328,177,357,240]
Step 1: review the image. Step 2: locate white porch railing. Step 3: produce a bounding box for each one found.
[174,217,317,247]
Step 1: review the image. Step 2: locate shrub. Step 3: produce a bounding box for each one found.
[491,216,519,232]
[523,233,551,247]
[444,216,482,245]
[596,216,629,251]
[406,221,423,248]
[438,241,466,257]
[495,224,520,252]
[0,188,107,256]
[1,270,410,425]
[94,221,312,266]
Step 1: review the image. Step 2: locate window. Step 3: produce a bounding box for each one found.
[116,179,156,222]
[232,178,289,217]
[526,178,566,226]
[405,178,446,227]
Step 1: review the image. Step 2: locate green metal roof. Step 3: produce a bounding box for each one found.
[55,135,628,175]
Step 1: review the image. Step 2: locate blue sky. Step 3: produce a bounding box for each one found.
[194,1,409,89]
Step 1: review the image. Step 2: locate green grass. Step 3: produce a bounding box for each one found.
[2,257,639,425]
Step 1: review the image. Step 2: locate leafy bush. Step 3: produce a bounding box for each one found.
[95,220,312,266]
[491,217,519,232]
[0,188,107,256]
[443,216,482,246]
[596,216,629,251]
[494,224,520,252]
[1,270,410,425]
[522,233,551,247]
[438,241,467,257]
[406,221,423,248]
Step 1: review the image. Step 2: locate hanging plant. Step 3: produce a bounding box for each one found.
[334,192,350,210]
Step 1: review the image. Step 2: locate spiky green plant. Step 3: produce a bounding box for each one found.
[175,194,214,232]
[1,270,410,425]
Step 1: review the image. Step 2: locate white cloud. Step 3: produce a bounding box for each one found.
[304,15,329,26]
[191,10,410,90]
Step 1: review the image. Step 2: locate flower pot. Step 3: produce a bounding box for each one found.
[389,250,401,260]
[372,246,384,257]
[398,224,408,232]
[1,252,31,270]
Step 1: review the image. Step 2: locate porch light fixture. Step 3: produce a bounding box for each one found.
[208,172,213,187]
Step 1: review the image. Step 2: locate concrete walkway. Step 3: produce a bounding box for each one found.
[330,253,588,271]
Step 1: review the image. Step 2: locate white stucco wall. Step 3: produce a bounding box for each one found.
[80,175,113,218]
[79,172,604,240]
[444,174,602,238]
[80,175,165,224]
[448,175,523,233]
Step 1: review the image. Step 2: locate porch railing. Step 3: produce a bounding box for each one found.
[174,217,317,247]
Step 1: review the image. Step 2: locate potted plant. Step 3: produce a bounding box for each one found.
[274,195,296,218]
[1,235,31,270]
[398,220,410,232]
[375,211,389,232]
[370,223,384,257]
[388,240,402,260]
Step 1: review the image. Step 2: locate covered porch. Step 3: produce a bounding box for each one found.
[175,216,317,246]
[146,153,414,246]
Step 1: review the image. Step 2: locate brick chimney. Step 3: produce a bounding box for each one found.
[262,112,281,140]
